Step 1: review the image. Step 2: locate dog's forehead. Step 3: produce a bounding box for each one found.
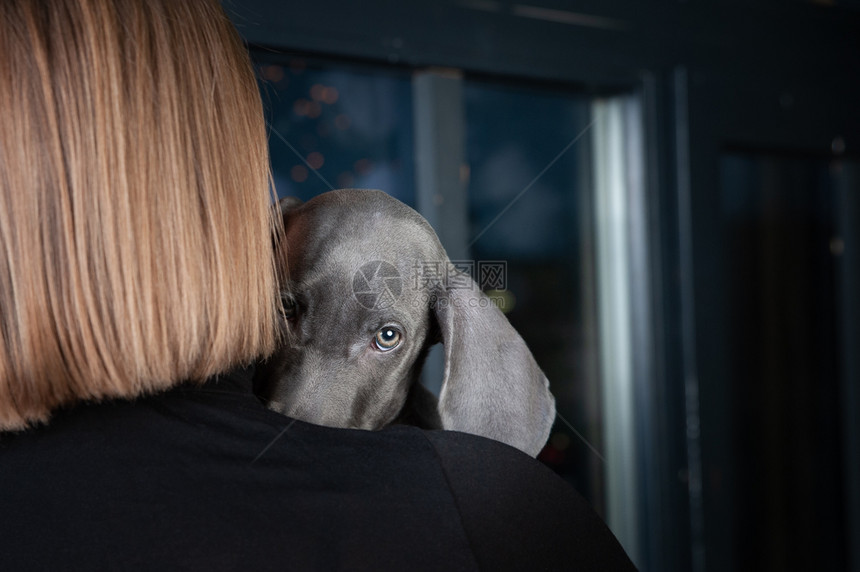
[293,242,430,314]
[290,250,432,345]
[285,192,444,279]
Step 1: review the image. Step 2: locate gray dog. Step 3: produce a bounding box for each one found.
[255,189,555,457]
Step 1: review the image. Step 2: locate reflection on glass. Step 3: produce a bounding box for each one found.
[255,56,607,517]
[714,152,855,571]
[464,80,602,507]
[256,58,415,206]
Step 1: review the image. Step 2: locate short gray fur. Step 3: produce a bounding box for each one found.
[255,189,556,457]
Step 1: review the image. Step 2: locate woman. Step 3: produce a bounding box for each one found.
[0,1,635,569]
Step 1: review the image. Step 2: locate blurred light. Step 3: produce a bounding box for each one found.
[538,445,564,464]
[310,84,326,101]
[485,289,515,313]
[830,237,845,256]
[459,163,471,184]
[307,102,322,118]
[307,152,325,170]
[337,172,355,188]
[260,65,284,83]
[290,165,308,183]
[293,99,310,117]
[322,87,339,105]
[511,4,628,31]
[550,431,571,451]
[354,158,373,174]
[334,114,351,130]
[832,136,846,155]
[316,122,331,138]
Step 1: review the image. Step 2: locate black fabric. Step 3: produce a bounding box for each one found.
[0,367,636,571]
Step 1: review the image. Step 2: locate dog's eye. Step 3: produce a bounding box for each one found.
[280,292,297,321]
[373,326,402,351]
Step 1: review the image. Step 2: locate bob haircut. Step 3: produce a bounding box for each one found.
[0,0,280,430]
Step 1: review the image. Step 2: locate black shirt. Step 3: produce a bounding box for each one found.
[0,367,636,571]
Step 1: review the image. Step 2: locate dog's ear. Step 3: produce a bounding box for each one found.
[271,197,303,284]
[278,196,304,217]
[271,197,302,244]
[431,274,556,457]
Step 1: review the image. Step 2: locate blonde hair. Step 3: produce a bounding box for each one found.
[0,0,279,430]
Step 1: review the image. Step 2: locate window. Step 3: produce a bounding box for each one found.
[257,58,415,206]
[255,55,647,563]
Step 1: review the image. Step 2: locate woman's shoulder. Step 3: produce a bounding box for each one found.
[416,429,637,571]
[0,386,635,571]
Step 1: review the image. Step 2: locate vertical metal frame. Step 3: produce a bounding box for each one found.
[411,69,469,396]
[412,69,469,262]
[590,88,687,572]
[671,68,706,572]
[835,163,860,572]
[636,70,698,572]
[591,96,641,565]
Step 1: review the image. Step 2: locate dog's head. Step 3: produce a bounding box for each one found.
[257,190,441,430]
[257,189,555,456]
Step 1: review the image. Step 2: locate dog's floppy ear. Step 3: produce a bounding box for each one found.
[278,196,303,216]
[432,275,556,457]
[271,197,303,285]
[271,197,302,245]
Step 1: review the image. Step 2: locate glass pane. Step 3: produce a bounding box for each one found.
[463,80,603,507]
[711,151,858,571]
[256,58,415,206]
[254,54,613,521]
